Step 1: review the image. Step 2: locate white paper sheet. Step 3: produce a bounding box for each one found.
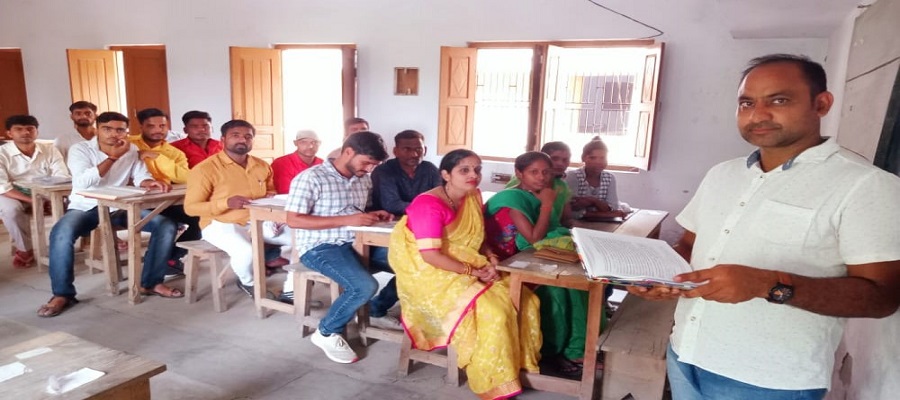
[46,368,105,394]
[0,361,28,383]
[15,347,52,360]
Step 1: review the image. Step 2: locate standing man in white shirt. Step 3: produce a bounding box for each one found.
[38,112,184,318]
[629,54,900,400]
[54,101,97,159]
[0,115,70,268]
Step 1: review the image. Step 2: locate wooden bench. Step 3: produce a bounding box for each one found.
[397,335,461,386]
[283,263,342,337]
[599,294,676,400]
[176,240,234,312]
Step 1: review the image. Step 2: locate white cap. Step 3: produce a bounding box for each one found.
[295,129,319,141]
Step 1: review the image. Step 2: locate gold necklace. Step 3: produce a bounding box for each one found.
[442,185,456,209]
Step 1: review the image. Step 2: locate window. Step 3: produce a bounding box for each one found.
[67,46,170,136]
[437,41,663,171]
[230,45,357,161]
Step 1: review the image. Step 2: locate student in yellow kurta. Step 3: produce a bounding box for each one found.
[129,108,200,271]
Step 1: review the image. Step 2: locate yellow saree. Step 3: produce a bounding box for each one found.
[389,191,542,400]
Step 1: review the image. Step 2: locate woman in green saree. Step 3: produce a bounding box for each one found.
[485,151,590,378]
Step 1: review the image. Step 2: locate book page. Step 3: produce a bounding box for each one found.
[348,221,397,233]
[571,227,692,282]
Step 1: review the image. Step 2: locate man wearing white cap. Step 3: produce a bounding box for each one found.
[272,129,324,194]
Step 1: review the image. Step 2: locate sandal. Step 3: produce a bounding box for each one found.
[13,250,35,269]
[37,296,79,318]
[140,285,184,298]
[540,355,583,379]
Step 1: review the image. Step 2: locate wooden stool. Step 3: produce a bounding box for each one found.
[284,263,341,337]
[599,294,676,400]
[176,240,234,312]
[398,335,461,386]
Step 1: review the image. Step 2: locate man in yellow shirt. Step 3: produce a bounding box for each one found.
[184,119,290,299]
[130,108,200,271]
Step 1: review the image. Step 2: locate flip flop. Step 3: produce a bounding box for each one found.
[37,296,79,318]
[140,286,184,298]
[540,355,583,379]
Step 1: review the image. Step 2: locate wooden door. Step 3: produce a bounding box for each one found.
[67,49,121,113]
[0,49,29,138]
[113,46,171,136]
[436,46,477,155]
[230,47,283,162]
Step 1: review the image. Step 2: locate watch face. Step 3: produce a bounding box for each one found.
[768,283,794,304]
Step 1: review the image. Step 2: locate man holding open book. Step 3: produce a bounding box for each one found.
[629,55,900,399]
[38,112,183,318]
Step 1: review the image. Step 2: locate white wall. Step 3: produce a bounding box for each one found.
[0,0,827,242]
[823,1,900,399]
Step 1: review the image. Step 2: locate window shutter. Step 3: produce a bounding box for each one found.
[437,46,477,155]
[230,47,284,162]
[632,43,664,171]
[0,49,29,133]
[67,49,122,113]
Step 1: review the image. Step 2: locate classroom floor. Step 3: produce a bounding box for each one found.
[0,229,585,400]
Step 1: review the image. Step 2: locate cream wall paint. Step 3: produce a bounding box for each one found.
[0,0,827,241]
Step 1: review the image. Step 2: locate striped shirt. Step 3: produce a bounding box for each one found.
[286,160,372,255]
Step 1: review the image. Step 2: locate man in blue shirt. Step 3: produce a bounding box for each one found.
[371,130,442,216]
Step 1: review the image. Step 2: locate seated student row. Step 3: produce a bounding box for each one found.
[7,106,621,399]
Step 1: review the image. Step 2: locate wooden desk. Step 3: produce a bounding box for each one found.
[81,188,186,304]
[495,208,669,400]
[19,182,71,271]
[571,208,669,239]
[349,225,404,344]
[0,331,166,399]
[497,250,605,399]
[245,202,293,318]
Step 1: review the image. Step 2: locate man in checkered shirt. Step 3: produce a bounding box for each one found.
[285,131,398,364]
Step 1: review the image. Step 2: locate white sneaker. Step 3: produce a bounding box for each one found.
[369,314,403,331]
[310,329,358,364]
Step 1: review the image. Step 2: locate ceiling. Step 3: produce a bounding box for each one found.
[717,0,874,38]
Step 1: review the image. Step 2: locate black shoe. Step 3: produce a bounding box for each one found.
[165,259,185,278]
[278,291,294,305]
[236,281,254,298]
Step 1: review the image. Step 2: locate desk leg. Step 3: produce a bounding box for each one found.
[127,205,143,305]
[353,238,372,345]
[50,193,65,221]
[98,206,120,296]
[579,283,605,400]
[508,273,524,310]
[31,194,46,272]
[250,217,267,319]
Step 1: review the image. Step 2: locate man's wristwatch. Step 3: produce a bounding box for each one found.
[766,271,794,304]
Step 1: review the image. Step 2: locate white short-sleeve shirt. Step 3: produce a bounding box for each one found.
[673,137,900,390]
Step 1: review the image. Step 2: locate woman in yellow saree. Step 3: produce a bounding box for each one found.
[389,149,542,399]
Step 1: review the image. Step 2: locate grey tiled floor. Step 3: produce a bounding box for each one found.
[0,231,581,399]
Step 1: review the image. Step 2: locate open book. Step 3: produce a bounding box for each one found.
[77,186,148,200]
[571,227,700,289]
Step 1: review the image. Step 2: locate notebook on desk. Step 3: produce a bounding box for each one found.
[77,186,148,200]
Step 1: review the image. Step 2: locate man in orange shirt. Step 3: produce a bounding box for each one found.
[184,119,290,299]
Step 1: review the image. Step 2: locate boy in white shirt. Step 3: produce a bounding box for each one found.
[0,115,70,268]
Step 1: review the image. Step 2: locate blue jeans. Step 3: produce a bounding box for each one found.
[300,243,397,335]
[667,345,827,400]
[368,246,398,317]
[48,208,178,298]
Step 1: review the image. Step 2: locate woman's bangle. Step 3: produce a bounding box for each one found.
[461,263,472,276]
